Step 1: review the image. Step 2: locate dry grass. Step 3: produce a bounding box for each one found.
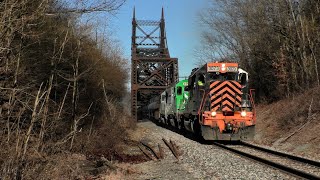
[255,86,320,158]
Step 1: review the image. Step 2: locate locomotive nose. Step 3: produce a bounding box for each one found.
[209,80,242,112]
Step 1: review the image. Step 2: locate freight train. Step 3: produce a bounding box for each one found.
[147,62,256,140]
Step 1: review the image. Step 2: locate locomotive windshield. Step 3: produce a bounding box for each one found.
[207,72,238,82]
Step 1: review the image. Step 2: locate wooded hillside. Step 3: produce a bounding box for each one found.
[200,0,320,101]
[0,0,131,179]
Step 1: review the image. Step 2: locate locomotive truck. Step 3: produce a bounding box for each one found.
[148,62,256,140]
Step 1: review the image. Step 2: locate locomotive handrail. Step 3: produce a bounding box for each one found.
[198,89,208,123]
[249,90,256,109]
[249,89,256,122]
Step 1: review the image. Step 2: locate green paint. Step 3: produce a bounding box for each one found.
[175,80,189,113]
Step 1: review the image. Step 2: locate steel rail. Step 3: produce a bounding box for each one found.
[240,141,320,168]
[213,142,320,180]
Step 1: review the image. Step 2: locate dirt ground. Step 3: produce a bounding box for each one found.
[254,90,320,160]
[255,107,320,160]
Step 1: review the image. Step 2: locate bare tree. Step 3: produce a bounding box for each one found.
[0,0,129,178]
[48,0,126,15]
[199,0,320,101]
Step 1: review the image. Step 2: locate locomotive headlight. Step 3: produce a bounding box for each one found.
[221,64,226,71]
[241,111,247,117]
[211,111,217,117]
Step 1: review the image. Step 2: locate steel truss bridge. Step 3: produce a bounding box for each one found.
[131,8,178,120]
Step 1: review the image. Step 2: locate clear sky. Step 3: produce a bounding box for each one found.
[110,0,208,78]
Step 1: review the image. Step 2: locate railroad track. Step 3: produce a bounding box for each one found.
[213,141,320,179]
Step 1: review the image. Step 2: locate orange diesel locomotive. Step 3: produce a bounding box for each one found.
[181,62,256,140]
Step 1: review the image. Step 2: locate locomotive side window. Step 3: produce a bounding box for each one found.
[177,86,182,95]
[198,74,205,85]
[239,73,247,85]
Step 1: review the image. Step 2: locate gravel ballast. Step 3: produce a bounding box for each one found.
[126,121,298,179]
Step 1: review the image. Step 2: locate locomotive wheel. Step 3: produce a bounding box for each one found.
[192,117,202,138]
[165,117,169,126]
[168,117,176,127]
[177,116,184,130]
[160,116,166,125]
[173,118,179,128]
[177,120,182,130]
[168,117,174,127]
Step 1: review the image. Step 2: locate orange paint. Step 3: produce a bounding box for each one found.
[202,111,255,132]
